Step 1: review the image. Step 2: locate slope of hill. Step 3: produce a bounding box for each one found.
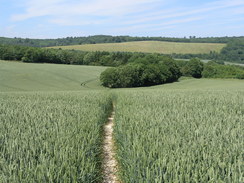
[110,78,243,91]
[0,59,243,182]
[0,60,107,91]
[1,60,243,92]
[150,78,244,90]
[51,41,226,54]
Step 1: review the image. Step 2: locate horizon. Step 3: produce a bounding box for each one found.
[2,34,244,40]
[1,0,244,39]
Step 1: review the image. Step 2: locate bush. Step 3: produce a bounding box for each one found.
[202,62,244,79]
[100,64,144,88]
[180,58,204,78]
[100,58,181,88]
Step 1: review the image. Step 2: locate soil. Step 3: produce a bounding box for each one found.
[102,110,120,183]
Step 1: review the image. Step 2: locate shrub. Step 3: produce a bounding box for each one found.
[202,62,244,79]
[181,58,204,78]
[100,58,181,88]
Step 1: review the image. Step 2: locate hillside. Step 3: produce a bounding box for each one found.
[1,60,243,182]
[0,60,107,91]
[149,77,244,90]
[1,60,243,92]
[51,41,226,54]
[113,78,244,91]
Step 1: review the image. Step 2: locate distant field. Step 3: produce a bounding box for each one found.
[0,60,107,91]
[50,41,226,54]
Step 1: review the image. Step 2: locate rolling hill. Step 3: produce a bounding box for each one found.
[0,60,107,91]
[1,60,243,182]
[1,60,243,92]
[50,41,226,54]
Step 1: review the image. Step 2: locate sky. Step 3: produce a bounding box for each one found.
[0,0,244,38]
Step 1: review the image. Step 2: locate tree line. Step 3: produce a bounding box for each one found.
[0,44,133,66]
[100,57,244,88]
[1,39,244,65]
[0,44,243,88]
[170,40,244,64]
[178,59,244,79]
[100,56,181,88]
[1,35,244,47]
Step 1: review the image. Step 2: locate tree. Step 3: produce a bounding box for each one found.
[100,58,181,88]
[141,64,162,86]
[181,58,204,78]
[100,68,120,88]
[162,58,182,82]
[83,52,96,65]
[202,63,217,78]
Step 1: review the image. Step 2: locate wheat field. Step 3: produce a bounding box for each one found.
[50,41,226,54]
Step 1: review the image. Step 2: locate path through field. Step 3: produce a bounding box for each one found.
[102,105,120,183]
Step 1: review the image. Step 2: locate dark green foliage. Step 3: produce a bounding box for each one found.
[171,52,219,61]
[141,64,164,86]
[0,44,175,67]
[220,40,244,63]
[100,64,145,88]
[202,61,244,79]
[1,44,243,83]
[0,44,87,65]
[1,36,244,63]
[0,44,26,60]
[180,58,204,78]
[100,57,181,88]
[163,58,182,82]
[171,40,244,64]
[1,36,243,47]
[0,44,134,66]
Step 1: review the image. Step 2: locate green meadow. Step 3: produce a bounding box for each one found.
[0,60,243,182]
[1,60,243,92]
[50,41,226,54]
[0,60,107,91]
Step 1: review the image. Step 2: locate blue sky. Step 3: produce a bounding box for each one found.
[1,0,244,38]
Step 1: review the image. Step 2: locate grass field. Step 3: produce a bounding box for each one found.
[50,41,226,54]
[149,77,244,90]
[114,89,244,182]
[0,60,107,91]
[0,91,112,182]
[0,60,243,182]
[0,60,242,92]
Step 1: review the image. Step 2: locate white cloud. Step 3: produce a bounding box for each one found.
[231,7,244,14]
[111,16,203,35]
[11,0,161,21]
[122,0,244,26]
[8,0,244,37]
[49,16,107,26]
[11,0,244,24]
